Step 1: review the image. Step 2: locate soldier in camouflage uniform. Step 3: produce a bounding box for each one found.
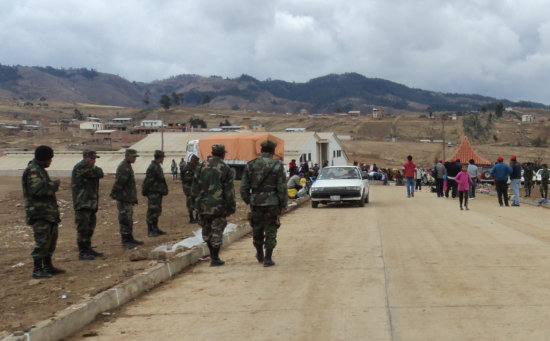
[541,164,549,201]
[142,150,168,237]
[191,144,236,266]
[71,150,104,260]
[181,154,199,223]
[22,145,66,278]
[523,162,535,197]
[110,149,144,248]
[241,140,287,267]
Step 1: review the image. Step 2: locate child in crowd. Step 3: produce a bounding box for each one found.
[454,164,474,210]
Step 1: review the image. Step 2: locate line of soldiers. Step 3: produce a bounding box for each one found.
[22,140,287,278]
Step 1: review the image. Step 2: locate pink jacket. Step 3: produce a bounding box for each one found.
[454,170,473,191]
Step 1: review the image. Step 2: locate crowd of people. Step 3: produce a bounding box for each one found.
[22,141,289,279]
[403,155,549,210]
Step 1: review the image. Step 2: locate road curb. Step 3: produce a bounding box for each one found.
[2,196,310,341]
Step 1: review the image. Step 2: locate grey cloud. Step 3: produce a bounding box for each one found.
[0,0,549,103]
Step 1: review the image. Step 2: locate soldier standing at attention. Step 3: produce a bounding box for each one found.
[110,149,144,248]
[181,154,200,223]
[191,144,236,266]
[71,150,104,260]
[541,164,549,202]
[523,162,535,197]
[142,150,168,237]
[240,140,287,267]
[22,145,66,278]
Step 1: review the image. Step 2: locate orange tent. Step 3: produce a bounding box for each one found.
[197,133,284,161]
[449,136,491,165]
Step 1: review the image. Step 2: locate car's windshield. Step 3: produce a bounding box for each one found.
[318,167,360,180]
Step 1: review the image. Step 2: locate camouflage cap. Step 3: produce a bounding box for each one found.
[212,144,227,154]
[260,139,277,149]
[83,150,100,159]
[154,150,165,158]
[125,149,139,157]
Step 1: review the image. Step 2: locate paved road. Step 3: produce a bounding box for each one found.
[72,186,550,341]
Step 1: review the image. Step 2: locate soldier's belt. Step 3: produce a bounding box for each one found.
[251,187,277,193]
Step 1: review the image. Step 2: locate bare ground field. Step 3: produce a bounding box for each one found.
[0,175,250,335]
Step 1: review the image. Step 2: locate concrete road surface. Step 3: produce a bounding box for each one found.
[71,186,550,341]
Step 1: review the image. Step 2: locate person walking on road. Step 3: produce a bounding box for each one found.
[142,150,168,237]
[509,156,522,206]
[433,158,446,197]
[455,164,474,210]
[490,156,512,207]
[110,149,144,248]
[414,167,424,191]
[241,140,288,267]
[445,159,461,198]
[170,159,178,180]
[540,164,549,202]
[22,145,65,278]
[402,155,416,198]
[467,159,479,199]
[191,144,236,266]
[71,150,104,260]
[181,154,200,223]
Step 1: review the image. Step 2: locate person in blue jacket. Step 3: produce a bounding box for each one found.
[490,156,513,207]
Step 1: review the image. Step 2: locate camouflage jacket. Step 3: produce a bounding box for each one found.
[181,162,197,196]
[71,160,104,211]
[523,163,535,180]
[241,153,288,208]
[190,156,235,216]
[542,168,550,184]
[110,159,138,204]
[22,159,60,224]
[142,161,168,197]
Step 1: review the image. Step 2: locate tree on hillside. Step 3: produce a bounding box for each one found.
[171,92,182,106]
[219,119,231,127]
[142,94,150,106]
[495,101,504,118]
[73,108,84,120]
[160,94,171,110]
[202,94,211,104]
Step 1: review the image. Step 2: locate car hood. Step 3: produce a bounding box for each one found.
[312,179,364,188]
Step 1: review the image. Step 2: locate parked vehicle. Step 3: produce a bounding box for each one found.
[309,166,369,208]
[186,133,285,179]
[536,168,548,184]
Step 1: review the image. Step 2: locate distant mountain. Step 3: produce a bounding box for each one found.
[0,64,546,113]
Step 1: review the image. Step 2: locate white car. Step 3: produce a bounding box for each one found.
[309,166,369,208]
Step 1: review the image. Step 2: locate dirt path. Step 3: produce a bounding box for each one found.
[68,185,550,340]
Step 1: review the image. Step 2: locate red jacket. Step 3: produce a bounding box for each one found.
[402,161,416,178]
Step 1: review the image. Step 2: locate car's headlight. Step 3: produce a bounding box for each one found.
[311,187,320,192]
[346,186,361,191]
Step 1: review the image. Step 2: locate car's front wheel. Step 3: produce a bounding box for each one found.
[311,201,319,208]
[357,197,365,207]
[364,193,369,204]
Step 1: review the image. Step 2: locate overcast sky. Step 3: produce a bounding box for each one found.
[1,0,550,104]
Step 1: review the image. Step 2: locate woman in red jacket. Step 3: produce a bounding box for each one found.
[402,155,416,198]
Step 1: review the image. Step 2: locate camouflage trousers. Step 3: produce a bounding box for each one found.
[524,180,534,196]
[146,193,163,224]
[74,209,97,244]
[31,220,58,260]
[541,182,549,199]
[199,214,227,248]
[250,205,281,250]
[116,201,134,237]
[184,193,194,216]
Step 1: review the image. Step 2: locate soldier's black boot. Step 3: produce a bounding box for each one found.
[210,246,225,266]
[154,223,167,235]
[78,242,95,260]
[87,241,104,257]
[44,256,66,274]
[263,249,275,267]
[255,246,264,263]
[32,258,52,279]
[129,234,144,245]
[121,235,138,249]
[190,212,198,224]
[147,223,159,237]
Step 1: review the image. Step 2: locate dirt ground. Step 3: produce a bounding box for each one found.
[0,175,250,334]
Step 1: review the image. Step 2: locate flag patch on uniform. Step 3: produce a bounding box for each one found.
[30,173,38,178]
